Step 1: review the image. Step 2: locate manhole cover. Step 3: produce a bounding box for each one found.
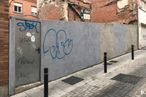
[111,73,142,85]
[62,76,84,85]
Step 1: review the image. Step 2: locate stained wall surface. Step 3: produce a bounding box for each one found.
[41,21,138,81]
[9,17,138,95]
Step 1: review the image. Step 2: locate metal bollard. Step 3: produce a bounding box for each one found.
[131,45,134,60]
[104,52,107,73]
[44,68,48,97]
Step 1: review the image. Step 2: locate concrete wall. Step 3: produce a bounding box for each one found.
[138,8,146,48]
[0,0,9,97]
[9,17,138,95]
[41,21,138,81]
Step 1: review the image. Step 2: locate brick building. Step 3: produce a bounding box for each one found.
[0,0,9,97]
[38,0,91,22]
[38,0,139,23]
[91,0,138,23]
[9,0,38,19]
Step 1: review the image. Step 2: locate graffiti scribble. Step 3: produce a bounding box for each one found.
[43,28,73,59]
[17,20,39,32]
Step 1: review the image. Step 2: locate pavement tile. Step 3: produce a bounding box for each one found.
[61,83,100,97]
[24,87,43,97]
[11,92,28,97]
[10,50,146,97]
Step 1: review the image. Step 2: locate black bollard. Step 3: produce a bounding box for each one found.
[44,68,48,97]
[131,45,134,60]
[104,52,107,73]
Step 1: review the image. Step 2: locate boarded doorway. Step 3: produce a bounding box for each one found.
[9,17,41,95]
[15,19,41,86]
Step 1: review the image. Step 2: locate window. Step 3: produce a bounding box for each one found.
[81,9,91,20]
[14,3,22,13]
[31,6,37,16]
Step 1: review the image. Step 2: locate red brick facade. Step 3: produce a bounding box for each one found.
[38,0,138,23]
[91,0,137,23]
[9,0,37,19]
[0,0,9,97]
[38,3,60,20]
[38,0,91,21]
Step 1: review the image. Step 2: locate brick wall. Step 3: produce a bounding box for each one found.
[38,3,60,20]
[68,7,82,21]
[38,0,91,21]
[9,0,37,19]
[91,0,137,23]
[39,0,137,23]
[0,0,9,97]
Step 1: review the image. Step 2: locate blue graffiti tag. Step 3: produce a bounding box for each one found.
[17,20,39,32]
[43,28,73,59]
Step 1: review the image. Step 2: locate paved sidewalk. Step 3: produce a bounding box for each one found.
[11,50,146,97]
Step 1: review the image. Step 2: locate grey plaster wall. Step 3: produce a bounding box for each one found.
[41,21,138,81]
[9,17,16,95]
[9,17,41,95]
[15,19,41,86]
[9,17,138,95]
